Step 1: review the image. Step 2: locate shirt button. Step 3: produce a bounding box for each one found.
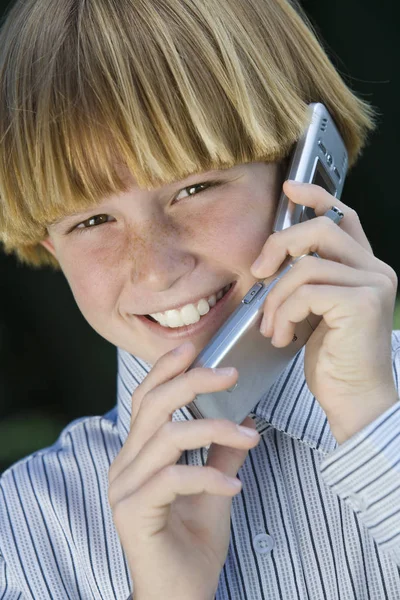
[348,492,368,512]
[253,533,274,554]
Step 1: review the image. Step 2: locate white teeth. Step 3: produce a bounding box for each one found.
[197,298,211,316]
[181,304,201,326]
[207,294,217,308]
[149,283,232,328]
[166,309,186,327]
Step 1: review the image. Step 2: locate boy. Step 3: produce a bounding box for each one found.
[0,0,399,598]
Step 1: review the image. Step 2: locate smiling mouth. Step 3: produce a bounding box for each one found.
[143,282,234,326]
[135,280,237,338]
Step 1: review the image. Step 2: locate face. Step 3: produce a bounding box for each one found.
[41,161,282,365]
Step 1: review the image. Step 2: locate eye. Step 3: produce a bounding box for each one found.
[174,180,221,202]
[69,180,222,233]
[74,214,115,233]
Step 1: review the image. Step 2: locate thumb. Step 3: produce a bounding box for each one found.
[206,415,258,478]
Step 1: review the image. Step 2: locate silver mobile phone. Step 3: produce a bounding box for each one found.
[186,103,348,423]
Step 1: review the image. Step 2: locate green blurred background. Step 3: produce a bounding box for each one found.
[1,0,399,473]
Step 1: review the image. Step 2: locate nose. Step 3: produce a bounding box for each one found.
[128,220,194,291]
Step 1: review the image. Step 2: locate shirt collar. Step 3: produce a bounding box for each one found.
[115,346,338,455]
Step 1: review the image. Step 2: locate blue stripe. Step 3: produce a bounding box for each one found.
[337,497,357,599]
[355,453,400,494]
[26,460,73,599]
[68,433,105,600]
[291,439,328,600]
[266,432,302,600]
[316,413,330,450]
[3,473,48,599]
[366,481,400,511]
[0,553,8,600]
[118,372,133,398]
[236,472,266,600]
[320,404,400,474]
[300,395,315,440]
[370,506,400,531]
[229,515,248,600]
[393,356,399,390]
[42,454,82,599]
[273,433,312,600]
[56,450,73,539]
[179,408,191,422]
[98,419,132,594]
[373,541,390,600]
[269,350,303,421]
[327,428,400,487]
[222,564,233,600]
[353,512,371,600]
[83,422,117,599]
[284,380,306,431]
[99,417,113,467]
[120,354,142,386]
[247,448,284,600]
[381,529,400,545]
[310,449,340,597]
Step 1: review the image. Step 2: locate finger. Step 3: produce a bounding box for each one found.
[110,341,197,482]
[190,415,258,525]
[129,341,197,427]
[251,215,389,280]
[110,365,239,482]
[112,464,243,535]
[259,256,392,337]
[108,419,259,507]
[269,280,395,349]
[206,415,257,476]
[283,180,373,254]
[132,367,238,450]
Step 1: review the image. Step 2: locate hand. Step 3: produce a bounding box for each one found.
[107,342,260,600]
[251,180,399,444]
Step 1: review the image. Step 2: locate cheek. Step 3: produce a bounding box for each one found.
[60,242,123,315]
[182,189,274,262]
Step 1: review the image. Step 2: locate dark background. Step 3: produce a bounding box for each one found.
[1,0,399,473]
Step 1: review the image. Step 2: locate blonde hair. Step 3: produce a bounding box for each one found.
[0,0,375,269]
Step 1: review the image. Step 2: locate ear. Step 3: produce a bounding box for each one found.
[39,236,57,258]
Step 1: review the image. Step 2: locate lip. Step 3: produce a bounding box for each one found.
[134,281,237,339]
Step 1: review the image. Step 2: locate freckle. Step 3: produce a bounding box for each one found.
[126,219,176,271]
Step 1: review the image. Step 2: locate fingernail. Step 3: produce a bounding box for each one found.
[236,425,259,437]
[212,367,236,376]
[260,315,269,336]
[251,255,263,273]
[286,179,304,185]
[172,342,192,355]
[225,476,242,488]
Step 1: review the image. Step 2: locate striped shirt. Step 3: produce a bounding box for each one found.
[1,331,400,599]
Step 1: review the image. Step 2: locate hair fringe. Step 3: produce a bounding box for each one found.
[0,0,376,268]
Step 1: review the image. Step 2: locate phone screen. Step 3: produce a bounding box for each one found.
[312,159,336,195]
[302,159,337,221]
